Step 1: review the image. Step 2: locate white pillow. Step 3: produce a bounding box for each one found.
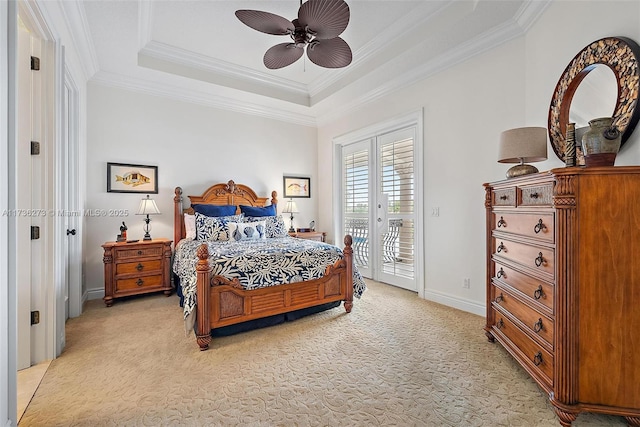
[227,221,267,241]
[184,213,196,240]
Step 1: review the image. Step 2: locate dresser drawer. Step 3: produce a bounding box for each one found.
[492,284,554,348]
[493,238,555,278]
[491,308,553,387]
[520,184,553,206]
[493,261,554,312]
[115,274,163,292]
[493,212,554,242]
[116,260,162,275]
[492,188,516,206]
[115,246,163,260]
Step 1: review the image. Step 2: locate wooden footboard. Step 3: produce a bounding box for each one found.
[194,235,354,351]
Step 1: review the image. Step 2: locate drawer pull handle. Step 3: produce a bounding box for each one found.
[495,293,504,304]
[533,318,543,333]
[533,351,543,366]
[534,252,544,267]
[497,242,506,253]
[496,318,504,329]
[534,285,543,300]
[138,250,143,255]
[497,216,506,228]
[499,195,508,201]
[530,192,539,199]
[136,278,144,286]
[533,219,545,234]
[496,268,505,279]
[136,263,144,271]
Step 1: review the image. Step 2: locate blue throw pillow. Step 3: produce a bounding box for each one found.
[239,204,276,217]
[193,204,237,217]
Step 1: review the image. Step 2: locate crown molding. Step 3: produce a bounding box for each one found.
[90,71,317,128]
[308,1,452,98]
[139,40,309,100]
[57,0,99,80]
[137,0,153,50]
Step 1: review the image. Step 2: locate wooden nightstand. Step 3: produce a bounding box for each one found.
[289,231,326,242]
[102,238,173,307]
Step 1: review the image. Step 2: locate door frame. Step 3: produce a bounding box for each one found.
[333,109,425,297]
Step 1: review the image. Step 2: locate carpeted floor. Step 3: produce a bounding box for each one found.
[20,280,625,426]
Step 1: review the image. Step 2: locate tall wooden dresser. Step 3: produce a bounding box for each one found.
[484,167,640,426]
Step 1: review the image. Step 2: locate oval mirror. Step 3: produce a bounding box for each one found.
[548,37,640,160]
[569,64,617,128]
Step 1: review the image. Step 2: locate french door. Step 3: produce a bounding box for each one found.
[337,112,422,292]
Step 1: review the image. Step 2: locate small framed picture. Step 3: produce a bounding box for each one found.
[283,176,310,198]
[107,162,158,194]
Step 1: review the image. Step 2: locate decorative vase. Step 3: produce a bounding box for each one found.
[581,117,621,167]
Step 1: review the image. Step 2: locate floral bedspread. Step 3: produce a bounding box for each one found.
[173,237,366,323]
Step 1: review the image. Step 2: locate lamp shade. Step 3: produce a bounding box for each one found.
[498,127,548,164]
[136,195,161,216]
[282,200,299,214]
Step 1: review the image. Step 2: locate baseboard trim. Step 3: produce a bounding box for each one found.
[423,289,485,317]
[87,288,104,301]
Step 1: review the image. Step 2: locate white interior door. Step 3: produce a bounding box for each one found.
[340,122,420,292]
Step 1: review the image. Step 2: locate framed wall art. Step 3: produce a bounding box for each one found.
[283,176,310,198]
[107,162,158,194]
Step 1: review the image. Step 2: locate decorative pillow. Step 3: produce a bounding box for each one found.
[184,213,196,240]
[227,221,267,241]
[195,213,244,241]
[239,204,276,217]
[193,204,237,217]
[246,215,288,238]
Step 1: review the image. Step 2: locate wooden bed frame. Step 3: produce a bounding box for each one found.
[173,180,354,351]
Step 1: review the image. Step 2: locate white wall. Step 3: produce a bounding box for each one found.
[317,1,640,315]
[85,84,318,298]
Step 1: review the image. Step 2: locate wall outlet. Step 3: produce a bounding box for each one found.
[463,278,471,288]
[431,207,440,217]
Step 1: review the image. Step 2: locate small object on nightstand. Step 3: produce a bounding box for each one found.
[116,221,128,242]
[102,238,172,307]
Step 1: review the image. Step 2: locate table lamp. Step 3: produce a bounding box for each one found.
[136,195,160,240]
[498,127,548,178]
[282,199,299,233]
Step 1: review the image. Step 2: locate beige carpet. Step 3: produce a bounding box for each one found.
[20,280,624,426]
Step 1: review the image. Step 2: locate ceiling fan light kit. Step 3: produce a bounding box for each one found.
[236,0,352,70]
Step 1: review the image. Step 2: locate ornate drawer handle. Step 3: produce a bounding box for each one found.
[495,293,504,304]
[500,195,508,200]
[136,278,144,286]
[137,250,143,255]
[496,318,504,329]
[533,318,543,333]
[533,285,543,300]
[496,268,505,279]
[530,192,540,199]
[497,216,506,228]
[534,252,544,267]
[533,219,545,234]
[497,242,506,253]
[136,263,144,271]
[533,351,543,366]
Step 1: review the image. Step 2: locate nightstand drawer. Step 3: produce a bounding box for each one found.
[492,212,554,242]
[520,184,553,206]
[116,274,163,292]
[492,238,555,278]
[116,246,163,260]
[116,260,162,275]
[492,188,516,206]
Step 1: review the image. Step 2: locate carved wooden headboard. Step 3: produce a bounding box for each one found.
[173,180,278,246]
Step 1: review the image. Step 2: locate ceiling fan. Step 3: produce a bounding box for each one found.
[235,0,352,70]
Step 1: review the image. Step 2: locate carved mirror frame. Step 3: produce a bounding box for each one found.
[548,36,640,160]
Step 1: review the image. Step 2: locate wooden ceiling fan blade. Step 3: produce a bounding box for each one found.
[264,43,304,69]
[235,10,295,35]
[306,37,352,68]
[298,0,350,40]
